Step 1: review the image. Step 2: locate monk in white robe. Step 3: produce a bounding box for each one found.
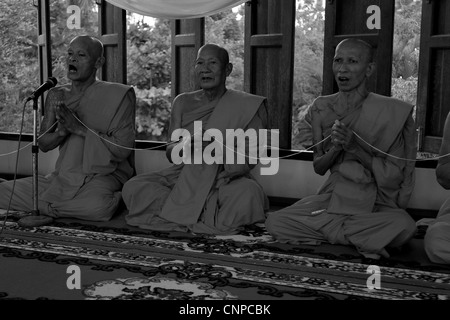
[123,44,269,235]
[0,36,135,222]
[424,112,450,264]
[265,39,417,259]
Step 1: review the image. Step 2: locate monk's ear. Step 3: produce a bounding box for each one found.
[366,62,376,78]
[225,63,233,77]
[95,56,105,70]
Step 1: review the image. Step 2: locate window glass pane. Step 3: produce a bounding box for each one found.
[0,1,38,134]
[292,0,325,150]
[127,14,172,141]
[391,0,421,118]
[392,0,431,158]
[205,3,245,91]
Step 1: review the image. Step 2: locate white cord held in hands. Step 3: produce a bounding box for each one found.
[0,115,446,162]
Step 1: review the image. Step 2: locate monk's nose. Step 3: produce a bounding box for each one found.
[338,62,350,72]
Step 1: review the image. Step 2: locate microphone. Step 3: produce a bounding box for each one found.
[26,77,58,101]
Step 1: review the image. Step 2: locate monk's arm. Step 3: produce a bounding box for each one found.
[436,112,450,189]
[347,114,416,189]
[82,89,136,171]
[313,146,342,176]
[38,88,69,152]
[311,107,342,176]
[222,100,268,176]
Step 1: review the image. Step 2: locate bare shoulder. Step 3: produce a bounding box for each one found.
[312,93,338,108]
[310,94,338,119]
[44,87,63,111]
[47,85,70,101]
[172,90,202,115]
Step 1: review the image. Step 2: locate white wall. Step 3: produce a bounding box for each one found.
[134,150,450,211]
[409,168,449,211]
[0,140,58,176]
[1,143,448,211]
[253,159,328,199]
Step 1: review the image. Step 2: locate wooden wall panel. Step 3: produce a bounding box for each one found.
[245,0,295,149]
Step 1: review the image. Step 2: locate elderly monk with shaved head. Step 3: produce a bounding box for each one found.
[0,35,136,225]
[266,38,417,259]
[123,44,269,235]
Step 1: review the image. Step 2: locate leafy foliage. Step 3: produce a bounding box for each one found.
[0,0,98,134]
[206,9,245,91]
[292,0,325,150]
[134,86,171,141]
[0,0,38,133]
[127,16,172,141]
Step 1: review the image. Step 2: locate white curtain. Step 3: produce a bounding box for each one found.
[105,0,247,19]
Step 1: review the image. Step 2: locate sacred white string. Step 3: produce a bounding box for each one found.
[54,117,450,162]
[352,131,449,162]
[74,114,181,151]
[65,115,328,160]
[217,135,331,161]
[1,116,449,162]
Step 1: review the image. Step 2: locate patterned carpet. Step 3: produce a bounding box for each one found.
[1,210,450,301]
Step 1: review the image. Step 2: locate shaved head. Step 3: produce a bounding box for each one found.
[70,35,104,60]
[336,38,374,63]
[198,44,230,66]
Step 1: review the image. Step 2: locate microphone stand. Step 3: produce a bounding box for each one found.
[18,97,53,228]
[31,97,39,216]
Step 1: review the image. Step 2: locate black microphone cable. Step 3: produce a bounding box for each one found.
[0,98,59,236]
[0,98,28,237]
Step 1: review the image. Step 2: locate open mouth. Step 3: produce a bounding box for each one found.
[68,64,78,73]
[338,76,349,82]
[201,76,213,81]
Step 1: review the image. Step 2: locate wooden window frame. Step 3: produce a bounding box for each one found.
[416,0,450,154]
[37,0,52,110]
[171,19,205,99]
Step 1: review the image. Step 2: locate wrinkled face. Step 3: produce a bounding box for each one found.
[194,46,230,90]
[66,38,100,82]
[332,42,373,92]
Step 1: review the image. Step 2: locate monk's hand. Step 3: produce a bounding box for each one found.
[56,103,86,137]
[54,101,69,137]
[56,121,69,137]
[331,120,358,153]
